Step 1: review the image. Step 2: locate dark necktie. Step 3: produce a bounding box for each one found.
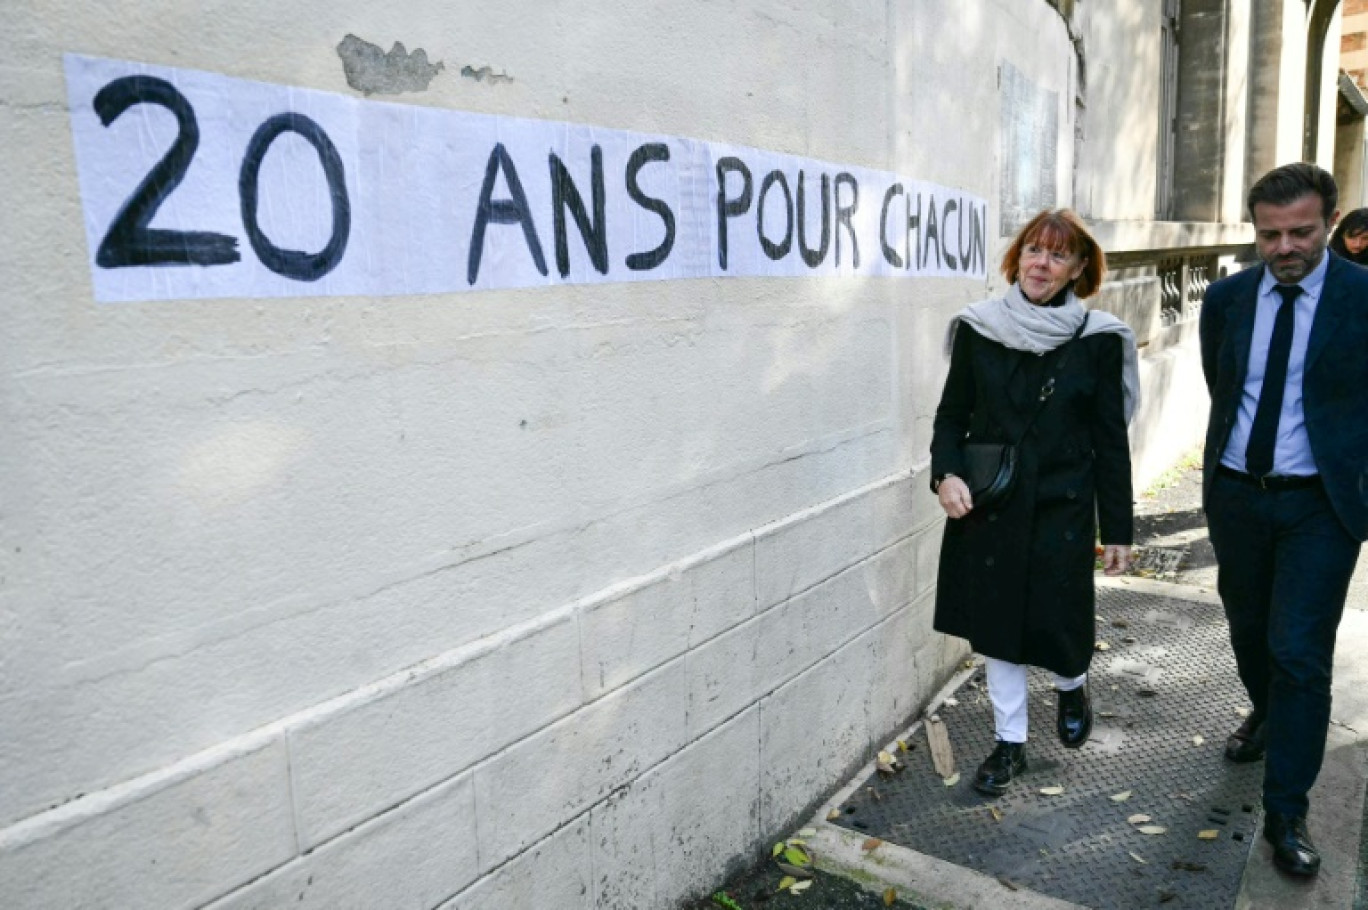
[1245,284,1300,477]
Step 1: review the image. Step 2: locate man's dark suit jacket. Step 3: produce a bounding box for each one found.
[1200,251,1368,542]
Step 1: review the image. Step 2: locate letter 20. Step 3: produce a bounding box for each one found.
[92,75,350,281]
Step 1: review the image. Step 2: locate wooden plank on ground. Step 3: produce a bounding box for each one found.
[926,715,955,778]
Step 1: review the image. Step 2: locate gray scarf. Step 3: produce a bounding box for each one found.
[945,283,1141,422]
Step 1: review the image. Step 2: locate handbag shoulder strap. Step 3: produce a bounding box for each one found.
[1011,312,1090,445]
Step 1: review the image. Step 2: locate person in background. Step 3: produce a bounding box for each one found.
[1328,207,1368,266]
[929,209,1138,798]
[1201,163,1368,878]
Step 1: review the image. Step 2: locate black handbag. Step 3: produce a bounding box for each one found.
[960,314,1090,510]
[962,441,1019,509]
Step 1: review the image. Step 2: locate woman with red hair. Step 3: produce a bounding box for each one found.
[929,209,1139,797]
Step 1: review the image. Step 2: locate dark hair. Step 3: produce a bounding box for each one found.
[1246,162,1338,221]
[1330,207,1368,261]
[1000,209,1107,298]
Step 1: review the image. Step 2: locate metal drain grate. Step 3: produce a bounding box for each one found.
[1131,545,1187,579]
[833,586,1262,909]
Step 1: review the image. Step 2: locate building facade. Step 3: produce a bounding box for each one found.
[0,1,1342,907]
[1338,0,1368,204]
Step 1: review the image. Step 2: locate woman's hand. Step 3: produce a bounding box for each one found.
[1100,544,1131,576]
[937,475,974,519]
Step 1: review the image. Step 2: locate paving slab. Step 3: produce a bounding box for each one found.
[801,578,1368,910]
[1234,605,1368,910]
[826,582,1260,909]
[790,456,1368,908]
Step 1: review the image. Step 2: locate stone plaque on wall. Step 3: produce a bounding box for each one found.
[999,61,1058,235]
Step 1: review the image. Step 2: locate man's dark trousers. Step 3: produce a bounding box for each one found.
[1207,475,1359,815]
[1201,251,1368,817]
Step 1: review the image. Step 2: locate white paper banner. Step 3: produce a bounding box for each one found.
[64,54,989,303]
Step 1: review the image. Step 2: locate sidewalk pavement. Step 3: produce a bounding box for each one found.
[801,462,1368,909]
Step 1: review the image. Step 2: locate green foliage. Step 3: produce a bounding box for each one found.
[1141,446,1203,498]
[710,891,745,910]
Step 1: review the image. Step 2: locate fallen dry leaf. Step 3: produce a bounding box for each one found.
[1039,786,1065,796]
[944,697,959,708]
[862,837,883,852]
[1192,735,1205,746]
[1137,825,1168,835]
[797,827,816,837]
[1236,706,1251,718]
[883,888,897,906]
[943,772,961,787]
[988,805,1003,822]
[1095,641,1111,651]
[997,876,1020,891]
[1197,830,1219,840]
[1129,851,1148,864]
[1110,790,1132,802]
[1128,814,1152,824]
[877,750,895,765]
[827,809,842,821]
[876,760,897,776]
[790,880,812,895]
[1112,618,1130,628]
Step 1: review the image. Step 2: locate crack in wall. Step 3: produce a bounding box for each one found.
[460,65,513,85]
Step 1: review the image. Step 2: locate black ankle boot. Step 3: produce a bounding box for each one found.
[1264,813,1320,877]
[1057,685,1092,748]
[973,741,1027,797]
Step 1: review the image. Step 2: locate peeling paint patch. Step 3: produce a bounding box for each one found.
[336,34,444,96]
[460,65,514,85]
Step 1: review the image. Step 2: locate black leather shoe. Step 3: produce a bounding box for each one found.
[973,741,1027,797]
[1263,813,1320,877]
[1056,685,1092,748]
[1225,714,1267,763]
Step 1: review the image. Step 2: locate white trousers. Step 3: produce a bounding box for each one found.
[985,657,1086,743]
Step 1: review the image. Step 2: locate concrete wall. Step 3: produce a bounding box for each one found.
[1318,9,1346,169]
[1336,117,1367,208]
[1247,0,1345,185]
[1075,0,1164,221]
[0,1,1239,907]
[1222,1,1254,224]
[1075,0,1252,227]
[1247,0,1307,183]
[1340,0,1368,208]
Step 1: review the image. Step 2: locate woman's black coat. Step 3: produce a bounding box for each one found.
[929,323,1133,678]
